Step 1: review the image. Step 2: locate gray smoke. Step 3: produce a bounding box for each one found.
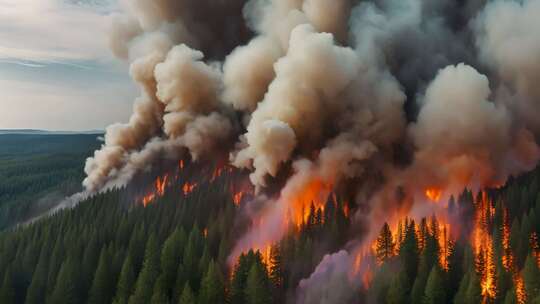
[77,0,540,302]
[297,250,359,304]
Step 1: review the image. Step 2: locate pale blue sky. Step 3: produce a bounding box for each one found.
[0,0,137,131]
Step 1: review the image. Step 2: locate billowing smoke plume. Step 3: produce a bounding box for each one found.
[81,0,540,301]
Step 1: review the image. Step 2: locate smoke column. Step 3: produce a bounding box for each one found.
[81,0,540,301]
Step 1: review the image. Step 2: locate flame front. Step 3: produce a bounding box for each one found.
[288,179,332,228]
[471,192,496,302]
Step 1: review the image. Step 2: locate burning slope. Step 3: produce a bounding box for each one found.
[138,159,253,208]
[472,192,497,302]
[75,0,540,302]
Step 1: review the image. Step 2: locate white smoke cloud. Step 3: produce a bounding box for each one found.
[232,24,360,187]
[475,0,540,133]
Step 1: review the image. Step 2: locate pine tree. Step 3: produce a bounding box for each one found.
[423,265,446,304]
[400,220,419,281]
[157,228,185,299]
[411,274,427,304]
[88,247,113,304]
[386,269,409,304]
[522,253,540,300]
[230,253,250,304]
[198,260,224,304]
[245,260,272,304]
[0,268,15,304]
[129,235,160,304]
[503,289,517,304]
[465,270,482,304]
[150,280,169,304]
[25,248,49,304]
[178,283,196,304]
[49,257,78,304]
[113,256,135,304]
[376,222,395,264]
[269,243,284,300]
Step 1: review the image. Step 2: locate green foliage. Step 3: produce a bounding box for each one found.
[0,134,100,228]
[423,266,446,304]
[0,142,539,304]
[88,248,113,304]
[113,256,135,304]
[178,283,196,304]
[386,269,409,304]
[129,235,160,304]
[522,254,540,300]
[198,260,224,304]
[0,268,15,304]
[245,258,272,304]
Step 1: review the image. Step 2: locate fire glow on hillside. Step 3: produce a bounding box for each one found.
[73,0,540,301]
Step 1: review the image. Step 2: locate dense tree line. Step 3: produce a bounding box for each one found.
[0,163,353,304]
[0,144,540,303]
[369,168,540,304]
[0,134,101,228]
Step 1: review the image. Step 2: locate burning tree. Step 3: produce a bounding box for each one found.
[375,223,396,264]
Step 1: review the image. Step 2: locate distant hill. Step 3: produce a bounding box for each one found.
[0,129,103,135]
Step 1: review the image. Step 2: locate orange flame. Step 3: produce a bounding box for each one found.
[233,191,244,206]
[471,192,496,302]
[261,244,273,273]
[211,167,224,182]
[142,193,156,207]
[288,179,332,228]
[182,182,197,195]
[156,175,168,196]
[141,174,169,206]
[425,187,442,202]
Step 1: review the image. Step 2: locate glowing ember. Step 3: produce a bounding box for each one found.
[179,159,184,169]
[182,182,197,195]
[233,191,244,206]
[515,274,527,304]
[142,193,156,207]
[530,232,540,268]
[425,187,442,202]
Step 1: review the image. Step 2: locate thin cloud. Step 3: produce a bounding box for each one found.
[0,0,118,63]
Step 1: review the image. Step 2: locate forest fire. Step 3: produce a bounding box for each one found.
[261,244,273,273]
[288,179,332,228]
[370,214,454,270]
[425,187,442,202]
[472,192,497,302]
[501,208,527,304]
[141,174,169,206]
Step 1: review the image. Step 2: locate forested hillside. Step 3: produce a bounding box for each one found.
[0,134,101,228]
[0,159,539,304]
